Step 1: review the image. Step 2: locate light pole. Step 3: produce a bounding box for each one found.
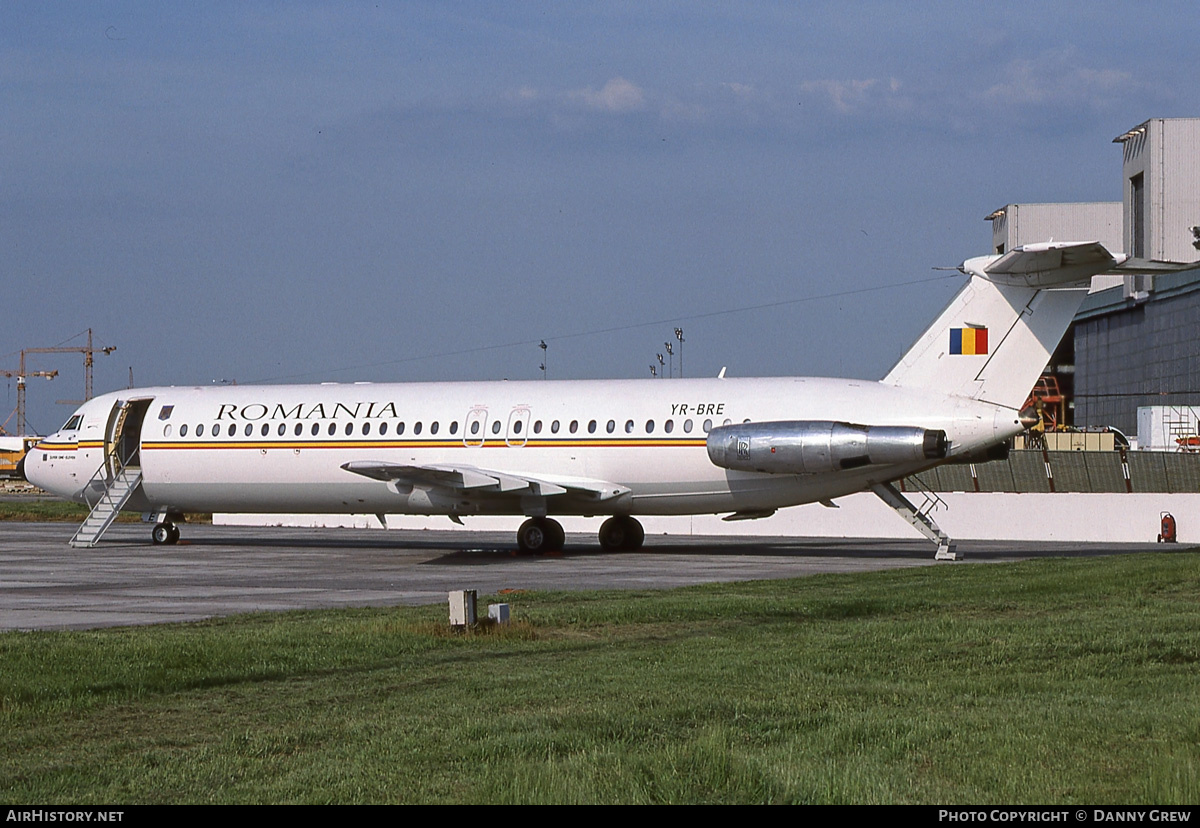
[674,328,684,378]
[539,340,547,380]
[656,353,665,378]
[665,342,674,378]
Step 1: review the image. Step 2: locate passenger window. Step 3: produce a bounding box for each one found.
[278,423,286,436]
[379,422,388,436]
[345,423,354,436]
[164,424,173,438]
[533,420,542,434]
[414,422,423,435]
[397,422,405,435]
[723,419,732,426]
[261,423,270,437]
[228,424,236,437]
[607,420,615,433]
[197,424,206,437]
[449,421,458,435]
[328,423,337,436]
[551,420,560,434]
[703,419,712,433]
[431,421,439,435]
[625,420,634,433]
[513,420,522,434]
[363,422,372,436]
[311,423,320,436]
[684,419,693,433]
[471,421,480,435]
[491,421,501,434]
[245,423,254,437]
[569,420,578,434]
[180,424,189,437]
[665,419,674,434]
[645,420,655,433]
[587,420,596,434]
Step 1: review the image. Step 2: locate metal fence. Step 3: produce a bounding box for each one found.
[904,449,1200,494]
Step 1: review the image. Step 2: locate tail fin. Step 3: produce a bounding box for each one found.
[882,242,1124,409]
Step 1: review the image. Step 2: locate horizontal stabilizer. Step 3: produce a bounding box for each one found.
[962,241,1126,288]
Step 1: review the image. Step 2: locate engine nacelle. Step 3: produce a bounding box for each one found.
[706,420,948,475]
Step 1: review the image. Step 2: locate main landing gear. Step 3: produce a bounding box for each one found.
[517,517,566,554]
[514,515,646,554]
[598,516,644,552]
[151,521,181,545]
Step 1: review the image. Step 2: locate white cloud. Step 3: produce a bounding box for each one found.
[567,77,647,113]
[799,77,906,114]
[982,49,1137,108]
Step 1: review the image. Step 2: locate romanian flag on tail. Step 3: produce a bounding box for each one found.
[950,327,988,355]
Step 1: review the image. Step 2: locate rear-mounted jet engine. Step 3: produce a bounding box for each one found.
[707,421,948,475]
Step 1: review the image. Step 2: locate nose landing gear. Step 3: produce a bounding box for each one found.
[151,521,181,545]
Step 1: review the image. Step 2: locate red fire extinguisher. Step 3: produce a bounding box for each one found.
[1158,512,1177,544]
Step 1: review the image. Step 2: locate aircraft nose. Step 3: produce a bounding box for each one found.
[23,441,48,489]
[22,439,72,498]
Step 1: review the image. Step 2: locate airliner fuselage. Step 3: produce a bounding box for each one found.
[28,241,1135,556]
[27,376,1014,518]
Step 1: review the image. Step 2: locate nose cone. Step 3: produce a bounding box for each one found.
[22,438,78,500]
[22,440,49,490]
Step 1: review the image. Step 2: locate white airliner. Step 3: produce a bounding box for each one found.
[26,241,1132,558]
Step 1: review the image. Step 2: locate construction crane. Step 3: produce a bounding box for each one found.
[0,366,57,437]
[27,329,117,405]
[3,329,115,436]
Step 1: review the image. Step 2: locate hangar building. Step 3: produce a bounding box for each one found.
[985,117,1200,438]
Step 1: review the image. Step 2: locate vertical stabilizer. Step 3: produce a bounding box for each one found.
[882,242,1121,410]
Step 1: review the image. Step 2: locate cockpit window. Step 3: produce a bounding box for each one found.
[62,415,83,431]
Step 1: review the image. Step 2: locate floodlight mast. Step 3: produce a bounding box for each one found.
[674,328,684,378]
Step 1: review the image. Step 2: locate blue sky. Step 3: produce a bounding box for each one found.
[3,2,1196,433]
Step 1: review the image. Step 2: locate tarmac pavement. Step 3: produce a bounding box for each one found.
[0,521,1170,630]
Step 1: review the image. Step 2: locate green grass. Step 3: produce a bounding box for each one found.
[3,553,1200,803]
[0,499,210,523]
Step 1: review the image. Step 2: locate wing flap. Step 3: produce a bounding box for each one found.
[340,461,628,501]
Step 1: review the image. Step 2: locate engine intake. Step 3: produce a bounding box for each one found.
[707,420,948,475]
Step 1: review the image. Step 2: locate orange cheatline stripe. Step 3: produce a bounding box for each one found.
[142,438,708,451]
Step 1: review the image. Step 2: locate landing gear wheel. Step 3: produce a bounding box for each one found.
[598,516,645,552]
[517,517,563,554]
[152,522,179,545]
[542,518,565,551]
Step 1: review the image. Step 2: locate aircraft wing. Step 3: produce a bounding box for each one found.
[340,461,630,501]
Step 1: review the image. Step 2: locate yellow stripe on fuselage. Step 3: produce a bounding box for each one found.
[141,438,707,451]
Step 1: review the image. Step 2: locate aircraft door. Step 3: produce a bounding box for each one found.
[106,398,154,476]
[506,407,530,447]
[464,407,488,447]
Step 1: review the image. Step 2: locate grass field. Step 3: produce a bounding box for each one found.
[0,499,209,524]
[2,552,1199,803]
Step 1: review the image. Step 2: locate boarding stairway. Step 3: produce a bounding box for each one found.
[69,465,143,548]
[871,480,959,560]
[69,401,143,548]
